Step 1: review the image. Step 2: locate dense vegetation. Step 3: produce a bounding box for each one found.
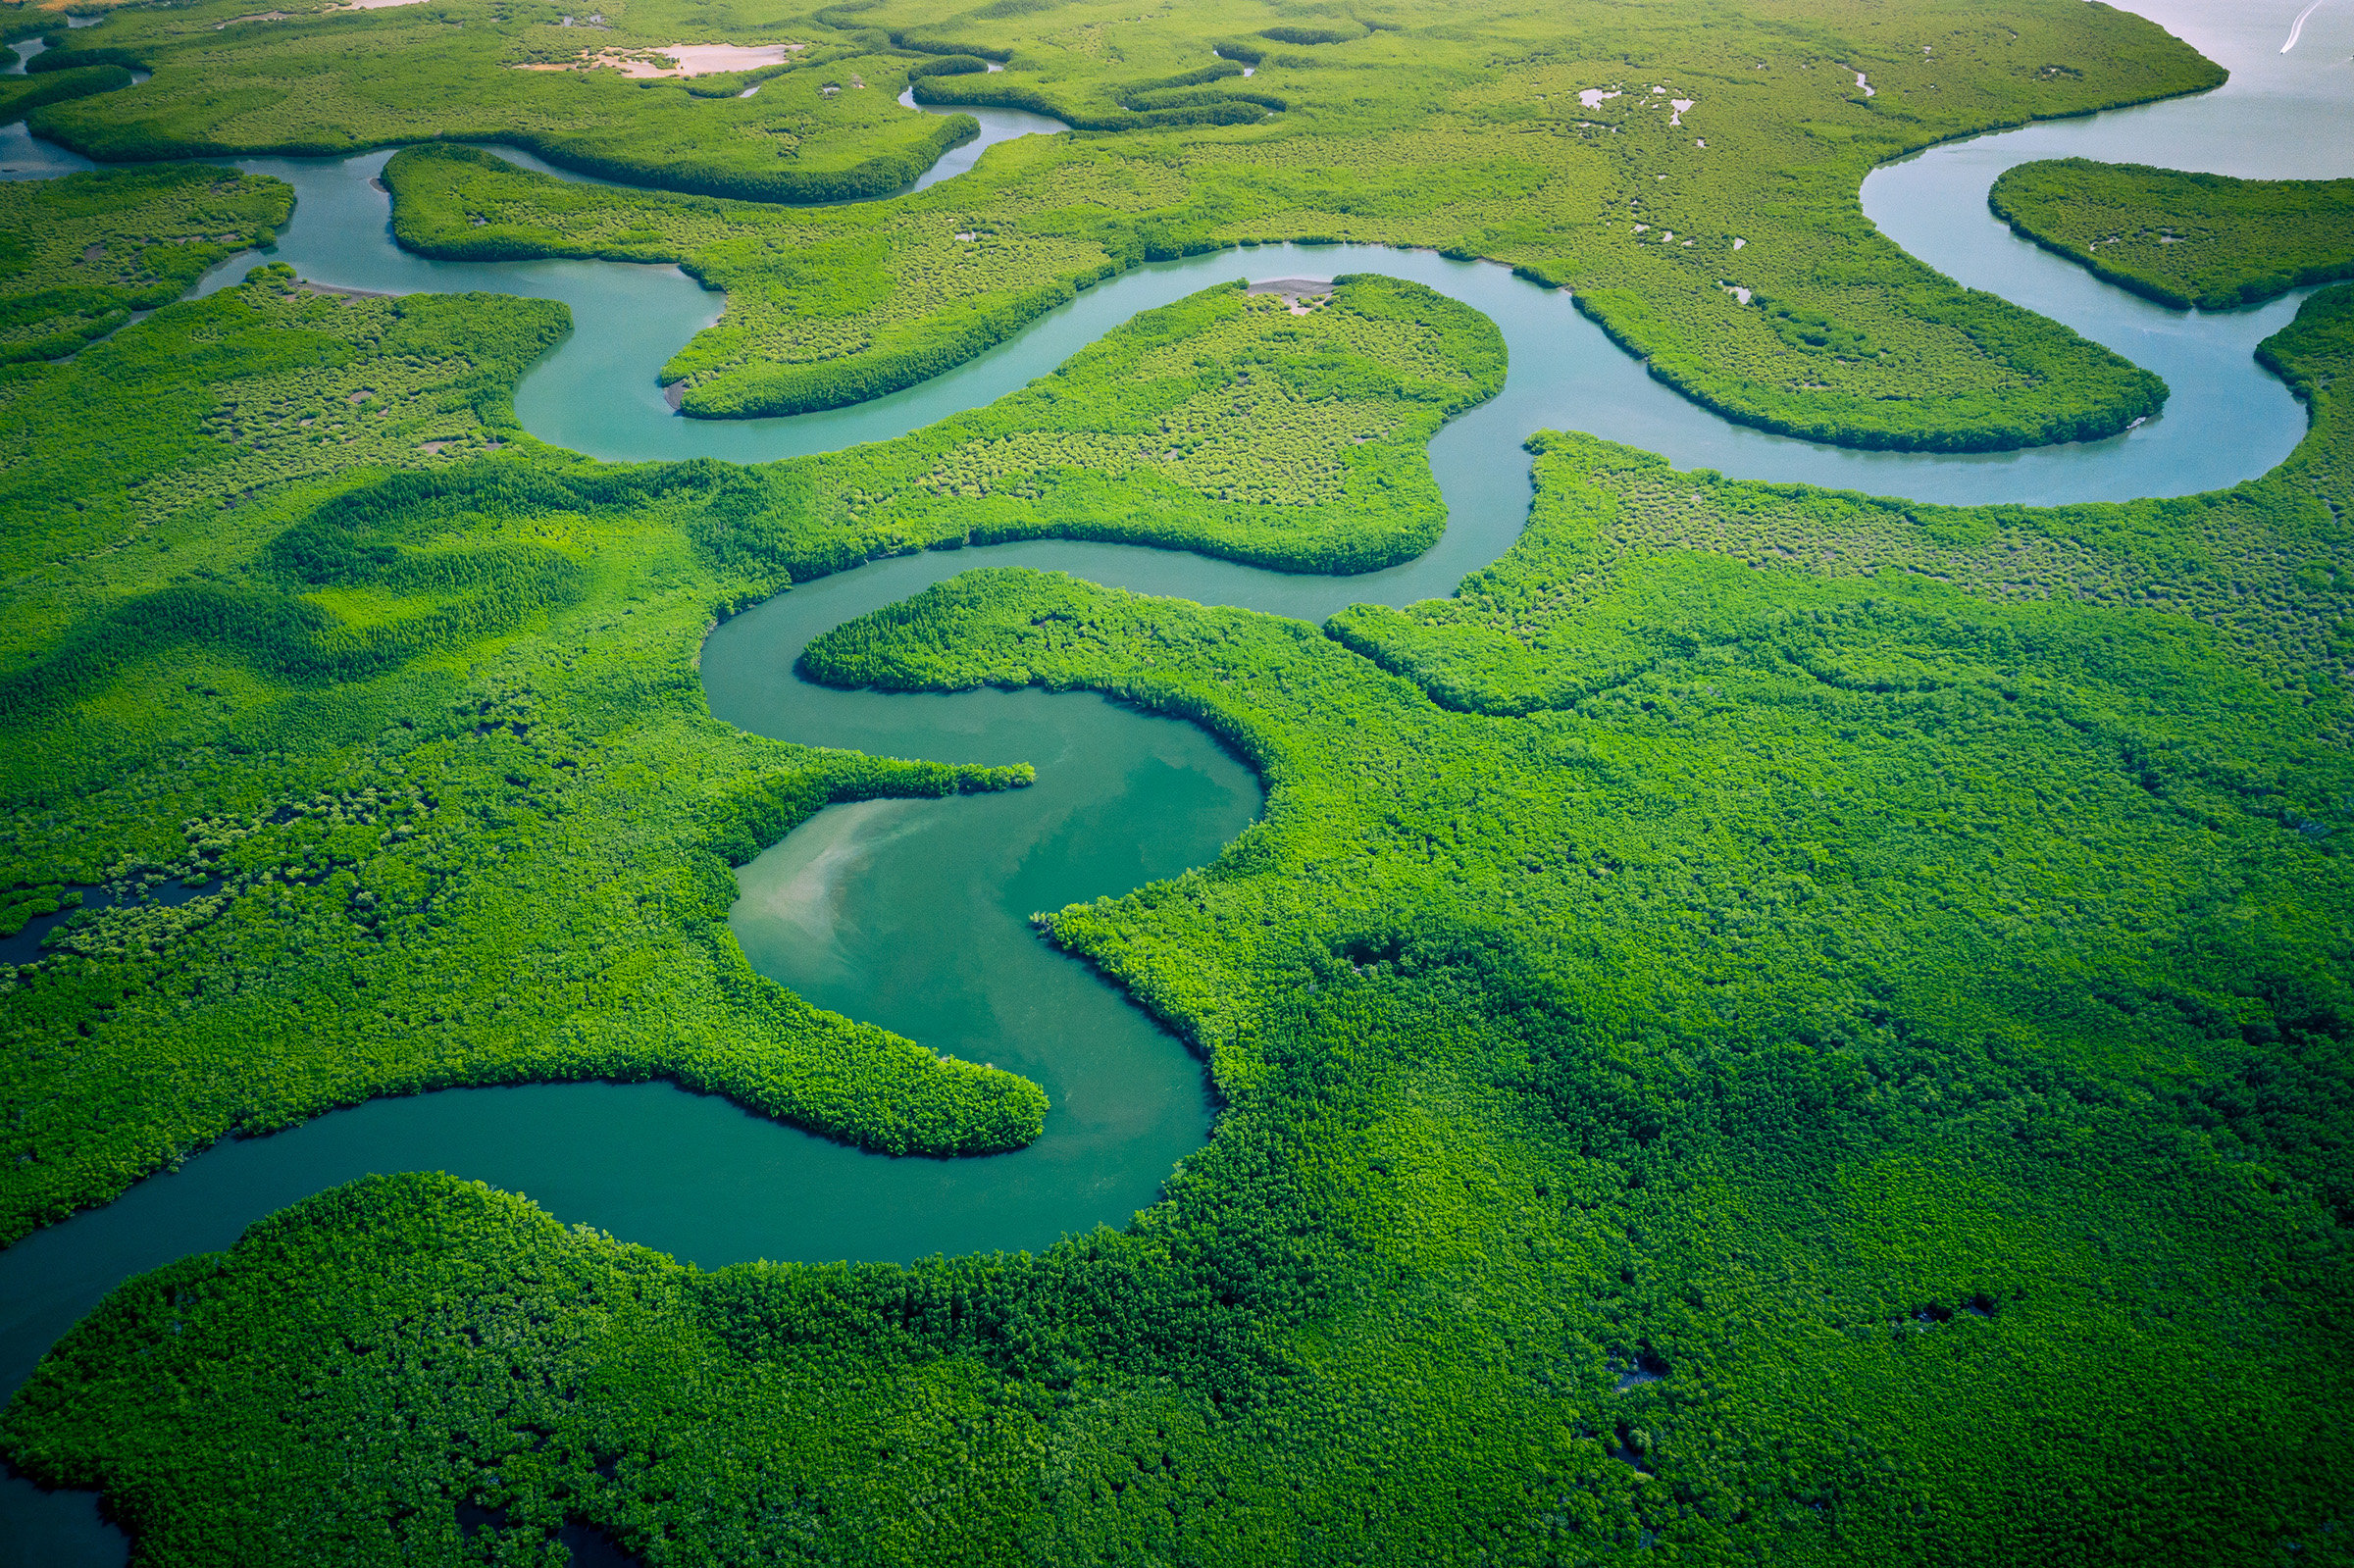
[383,139,1185,419]
[23,6,975,202]
[42,0,2223,448]
[692,274,1508,575]
[0,61,135,126]
[1331,286,2354,713]
[0,263,1499,1243]
[0,163,290,362]
[3,125,2353,1560]
[1991,157,2354,310]
[8,281,2351,1562]
[3,6,2352,1564]
[0,272,1050,1239]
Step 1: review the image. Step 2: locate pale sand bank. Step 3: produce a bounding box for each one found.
[215,0,423,26]
[1248,277,1333,315]
[515,41,802,77]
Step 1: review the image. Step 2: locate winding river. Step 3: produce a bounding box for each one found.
[3,2,2350,1559]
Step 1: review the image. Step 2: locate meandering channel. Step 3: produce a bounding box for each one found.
[2,2,2350,1559]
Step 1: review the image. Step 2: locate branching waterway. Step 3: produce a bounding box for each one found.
[3,2,2351,1559]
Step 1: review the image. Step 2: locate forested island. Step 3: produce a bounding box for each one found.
[0,0,2348,1563]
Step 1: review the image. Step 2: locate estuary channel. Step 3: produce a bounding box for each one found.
[2,1,2350,1558]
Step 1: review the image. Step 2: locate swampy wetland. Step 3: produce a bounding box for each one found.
[0,0,2350,1562]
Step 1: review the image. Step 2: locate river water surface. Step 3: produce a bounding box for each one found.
[2,2,2350,1559]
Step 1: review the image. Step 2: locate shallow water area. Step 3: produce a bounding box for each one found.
[223,192,2323,500]
[1860,0,2354,496]
[8,42,2306,496]
[1,3,2351,1560]
[1,38,105,181]
[726,687,1256,1224]
[145,145,2311,497]
[896,83,1069,192]
[0,685,1256,1565]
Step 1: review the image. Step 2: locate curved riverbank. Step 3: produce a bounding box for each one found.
[2,3,2351,1559]
[6,0,2348,1386]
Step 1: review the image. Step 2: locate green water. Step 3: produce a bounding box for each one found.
[3,1,2353,1558]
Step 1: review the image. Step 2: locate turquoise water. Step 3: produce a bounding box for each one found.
[3,2,2351,1558]
[153,149,2319,499]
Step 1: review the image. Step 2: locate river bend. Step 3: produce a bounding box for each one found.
[1,2,2350,1559]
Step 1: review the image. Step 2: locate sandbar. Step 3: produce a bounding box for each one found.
[515,41,802,78]
[1247,277,1333,315]
[215,0,423,25]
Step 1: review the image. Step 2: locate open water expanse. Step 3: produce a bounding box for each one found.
[2,1,2350,1558]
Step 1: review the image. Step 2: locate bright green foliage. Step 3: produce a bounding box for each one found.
[904,68,1274,132]
[0,62,134,126]
[1991,157,2354,310]
[3,13,2352,1556]
[0,266,1491,1242]
[382,140,1200,418]
[709,274,1506,575]
[1331,251,2354,721]
[0,164,290,363]
[62,0,2220,448]
[9,292,2353,1560]
[0,260,565,662]
[2,235,2351,1566]
[0,270,1066,1240]
[0,885,78,939]
[25,7,972,203]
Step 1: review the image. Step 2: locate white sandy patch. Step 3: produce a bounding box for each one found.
[1732,237,1746,250]
[515,41,802,77]
[216,0,419,25]
[1577,87,1619,108]
[1668,96,1693,126]
[734,800,926,985]
[1246,277,1334,313]
[1852,70,1874,96]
